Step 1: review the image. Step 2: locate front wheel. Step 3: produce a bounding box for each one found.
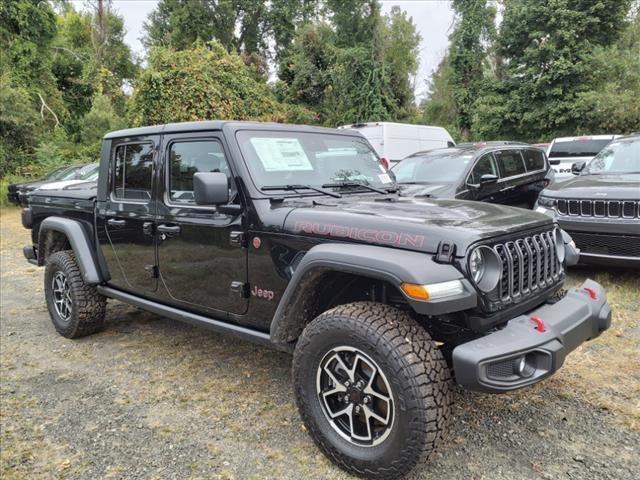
[44,250,106,338]
[292,302,452,479]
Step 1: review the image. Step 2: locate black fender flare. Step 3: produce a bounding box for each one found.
[38,217,103,284]
[269,243,477,349]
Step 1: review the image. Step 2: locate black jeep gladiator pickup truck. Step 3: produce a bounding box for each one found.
[21,121,611,479]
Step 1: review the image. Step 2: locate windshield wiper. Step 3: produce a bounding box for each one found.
[261,184,342,198]
[321,181,393,194]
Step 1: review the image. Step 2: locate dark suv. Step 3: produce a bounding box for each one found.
[20,122,611,479]
[394,142,553,209]
[536,133,640,267]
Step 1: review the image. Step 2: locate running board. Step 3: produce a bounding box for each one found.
[97,286,272,348]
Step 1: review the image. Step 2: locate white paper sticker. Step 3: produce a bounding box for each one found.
[250,137,313,172]
[378,173,392,184]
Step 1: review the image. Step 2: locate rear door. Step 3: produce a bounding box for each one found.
[521,148,548,208]
[494,149,529,207]
[155,132,248,316]
[100,136,158,293]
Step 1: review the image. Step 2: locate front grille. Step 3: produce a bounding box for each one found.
[557,199,639,219]
[570,232,640,257]
[489,229,563,308]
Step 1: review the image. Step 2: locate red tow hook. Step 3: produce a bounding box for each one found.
[530,315,546,333]
[584,287,598,300]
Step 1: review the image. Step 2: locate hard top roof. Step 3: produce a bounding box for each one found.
[103,120,363,140]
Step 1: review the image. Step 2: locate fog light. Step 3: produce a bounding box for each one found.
[513,354,536,378]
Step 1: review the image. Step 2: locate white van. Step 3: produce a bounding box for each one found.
[339,122,455,167]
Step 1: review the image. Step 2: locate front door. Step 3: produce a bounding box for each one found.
[156,133,248,316]
[467,153,502,203]
[101,136,158,293]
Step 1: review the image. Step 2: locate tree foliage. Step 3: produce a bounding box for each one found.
[130,42,313,126]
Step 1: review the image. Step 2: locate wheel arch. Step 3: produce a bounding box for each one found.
[37,217,104,284]
[269,243,476,350]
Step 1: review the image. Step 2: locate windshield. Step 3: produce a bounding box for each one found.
[393,150,473,184]
[236,131,392,191]
[75,163,99,179]
[585,138,640,174]
[549,139,612,158]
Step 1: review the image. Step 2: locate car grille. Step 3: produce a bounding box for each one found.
[557,199,639,219]
[484,229,564,311]
[569,232,640,258]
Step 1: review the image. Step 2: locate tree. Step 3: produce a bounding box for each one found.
[129,41,313,126]
[473,0,633,140]
[448,0,495,140]
[421,55,459,140]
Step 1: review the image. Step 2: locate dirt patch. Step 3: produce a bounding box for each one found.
[1,207,639,479]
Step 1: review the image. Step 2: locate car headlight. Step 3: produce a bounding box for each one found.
[468,246,501,292]
[537,195,556,208]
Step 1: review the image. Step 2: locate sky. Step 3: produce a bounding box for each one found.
[72,0,455,101]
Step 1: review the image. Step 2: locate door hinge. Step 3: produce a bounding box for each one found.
[144,265,159,278]
[230,281,249,298]
[435,241,456,264]
[230,231,246,248]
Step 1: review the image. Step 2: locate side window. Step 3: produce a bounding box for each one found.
[495,150,526,178]
[168,140,232,204]
[522,149,545,171]
[113,143,153,201]
[469,154,498,184]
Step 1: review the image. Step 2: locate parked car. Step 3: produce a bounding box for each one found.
[393,142,554,209]
[6,164,82,206]
[547,135,620,179]
[339,121,455,167]
[536,133,640,267]
[21,121,611,479]
[31,162,99,193]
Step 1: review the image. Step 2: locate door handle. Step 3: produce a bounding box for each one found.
[157,224,181,234]
[107,218,126,227]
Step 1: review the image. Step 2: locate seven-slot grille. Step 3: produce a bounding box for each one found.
[557,199,639,219]
[491,229,563,303]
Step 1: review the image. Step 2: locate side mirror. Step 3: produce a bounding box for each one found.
[480,174,498,185]
[571,161,586,175]
[194,172,229,205]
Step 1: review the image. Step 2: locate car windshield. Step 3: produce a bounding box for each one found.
[392,150,473,184]
[549,139,612,158]
[585,138,640,174]
[236,130,393,191]
[75,163,99,180]
[43,166,73,181]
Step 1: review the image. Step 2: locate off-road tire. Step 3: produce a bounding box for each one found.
[292,302,452,479]
[44,250,106,338]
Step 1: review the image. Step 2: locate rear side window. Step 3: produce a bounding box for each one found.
[496,150,526,177]
[113,143,154,201]
[168,140,232,203]
[522,149,545,171]
[468,153,499,184]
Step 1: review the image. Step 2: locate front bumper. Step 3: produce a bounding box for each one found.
[452,279,611,393]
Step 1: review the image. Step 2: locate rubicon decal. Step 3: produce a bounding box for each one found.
[294,222,425,248]
[251,285,275,301]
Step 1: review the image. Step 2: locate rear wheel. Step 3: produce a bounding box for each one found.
[44,250,106,338]
[292,302,452,479]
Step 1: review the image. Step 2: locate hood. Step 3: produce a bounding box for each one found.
[36,179,88,191]
[544,173,640,200]
[281,196,553,255]
[398,183,456,198]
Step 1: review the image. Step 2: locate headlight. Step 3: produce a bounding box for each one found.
[537,195,556,208]
[468,246,501,292]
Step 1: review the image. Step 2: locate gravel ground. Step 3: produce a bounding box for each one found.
[1,207,639,479]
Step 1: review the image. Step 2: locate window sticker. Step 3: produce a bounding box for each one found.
[250,137,313,171]
[378,173,392,184]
